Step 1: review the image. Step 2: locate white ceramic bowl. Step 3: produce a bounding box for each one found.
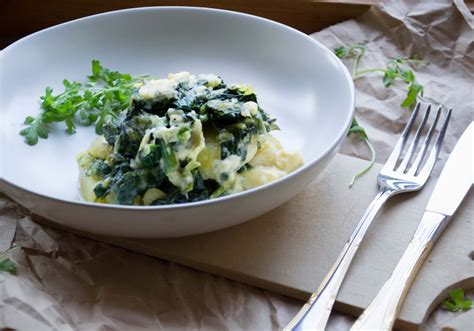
[0,7,354,238]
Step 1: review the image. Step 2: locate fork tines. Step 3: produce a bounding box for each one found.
[386,102,452,177]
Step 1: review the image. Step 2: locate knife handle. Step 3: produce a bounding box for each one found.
[350,211,448,331]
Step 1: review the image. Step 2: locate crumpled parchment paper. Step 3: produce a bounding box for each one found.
[1,0,473,330]
[315,0,473,178]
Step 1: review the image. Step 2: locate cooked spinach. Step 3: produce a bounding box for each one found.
[110,171,147,205]
[86,159,111,177]
[68,65,279,205]
[219,128,251,160]
[151,172,219,205]
[138,144,160,168]
[156,138,178,174]
[116,121,146,158]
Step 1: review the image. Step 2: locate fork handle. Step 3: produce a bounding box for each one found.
[350,211,448,331]
[284,187,394,331]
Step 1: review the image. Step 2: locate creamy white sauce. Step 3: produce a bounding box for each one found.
[78,71,303,205]
[138,78,177,100]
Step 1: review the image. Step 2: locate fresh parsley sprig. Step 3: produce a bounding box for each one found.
[355,57,426,108]
[347,117,376,187]
[334,45,427,186]
[20,60,147,145]
[335,45,426,108]
[0,247,19,275]
[443,288,472,312]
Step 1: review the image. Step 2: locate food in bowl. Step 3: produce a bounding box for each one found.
[20,60,303,206]
[75,71,303,205]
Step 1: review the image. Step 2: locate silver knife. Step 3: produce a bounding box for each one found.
[351,121,473,331]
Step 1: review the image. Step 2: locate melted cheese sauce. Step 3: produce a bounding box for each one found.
[77,72,303,205]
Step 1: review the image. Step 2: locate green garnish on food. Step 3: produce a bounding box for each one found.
[334,44,427,186]
[20,60,146,145]
[442,288,472,312]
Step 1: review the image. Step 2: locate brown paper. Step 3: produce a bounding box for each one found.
[1,0,472,330]
[313,0,473,177]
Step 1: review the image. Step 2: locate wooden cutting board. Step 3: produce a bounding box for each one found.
[33,154,474,330]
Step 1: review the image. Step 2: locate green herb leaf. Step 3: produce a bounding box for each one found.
[347,117,376,187]
[348,117,367,139]
[334,46,348,59]
[443,288,472,312]
[19,118,50,145]
[91,59,102,77]
[349,124,368,139]
[401,81,423,108]
[0,258,17,275]
[20,60,146,145]
[334,44,428,186]
[345,47,426,108]
[0,247,20,275]
[382,69,397,87]
[400,69,415,83]
[65,118,76,134]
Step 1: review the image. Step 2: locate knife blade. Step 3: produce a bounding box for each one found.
[351,122,473,331]
[426,122,474,215]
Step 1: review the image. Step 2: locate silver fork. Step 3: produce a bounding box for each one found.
[284,102,451,331]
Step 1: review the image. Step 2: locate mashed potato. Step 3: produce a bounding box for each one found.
[77,72,302,205]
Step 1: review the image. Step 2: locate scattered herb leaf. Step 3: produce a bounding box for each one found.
[337,46,426,108]
[401,80,423,108]
[20,116,50,145]
[442,288,472,312]
[0,258,17,275]
[0,247,19,275]
[347,117,376,187]
[335,44,427,186]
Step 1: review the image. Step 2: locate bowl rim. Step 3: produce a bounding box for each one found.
[1,6,355,211]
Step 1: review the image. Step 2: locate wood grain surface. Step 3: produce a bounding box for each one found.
[0,0,376,48]
[2,0,474,48]
[32,154,474,330]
